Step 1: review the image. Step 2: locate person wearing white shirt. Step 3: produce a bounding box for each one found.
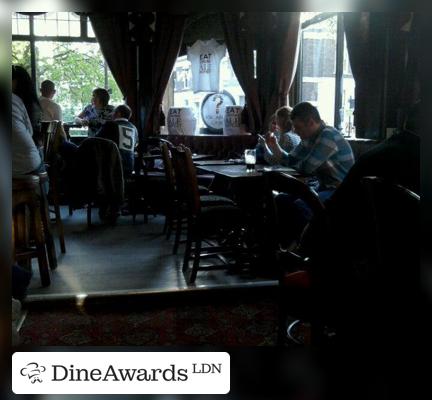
[39,79,62,121]
[12,93,42,176]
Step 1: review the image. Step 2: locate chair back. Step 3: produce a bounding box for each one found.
[160,142,176,196]
[40,120,59,163]
[352,176,420,344]
[142,136,173,154]
[170,145,201,216]
[361,176,419,273]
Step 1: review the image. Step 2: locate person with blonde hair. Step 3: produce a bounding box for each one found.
[257,106,300,165]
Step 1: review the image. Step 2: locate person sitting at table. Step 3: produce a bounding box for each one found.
[95,104,139,177]
[76,87,114,137]
[39,79,62,122]
[267,102,354,197]
[12,67,44,177]
[267,102,354,249]
[256,107,301,165]
[12,65,43,142]
[12,92,43,177]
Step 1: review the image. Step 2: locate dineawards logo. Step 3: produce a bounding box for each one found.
[20,362,47,383]
[12,352,230,394]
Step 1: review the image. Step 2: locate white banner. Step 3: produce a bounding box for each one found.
[12,352,230,394]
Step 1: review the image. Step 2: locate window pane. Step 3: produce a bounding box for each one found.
[33,12,81,37]
[12,41,31,72]
[300,15,337,126]
[34,41,123,123]
[341,33,356,137]
[163,49,245,134]
[12,12,30,35]
[57,19,70,36]
[87,19,96,37]
[69,21,81,37]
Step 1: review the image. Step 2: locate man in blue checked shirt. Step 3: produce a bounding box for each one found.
[266,102,354,249]
[266,102,354,196]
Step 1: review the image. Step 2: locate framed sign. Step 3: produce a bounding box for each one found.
[200,91,236,133]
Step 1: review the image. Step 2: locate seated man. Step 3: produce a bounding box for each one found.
[39,79,62,122]
[267,102,354,198]
[95,104,138,177]
[267,102,354,248]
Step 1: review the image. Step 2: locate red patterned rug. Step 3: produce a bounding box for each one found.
[20,297,278,346]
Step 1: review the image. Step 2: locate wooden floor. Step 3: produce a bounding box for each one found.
[25,207,277,303]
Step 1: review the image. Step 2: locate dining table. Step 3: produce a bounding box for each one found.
[195,161,308,275]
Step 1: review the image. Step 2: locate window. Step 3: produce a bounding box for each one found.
[35,42,123,123]
[12,12,122,126]
[162,49,244,135]
[33,12,81,37]
[12,13,30,35]
[298,12,356,137]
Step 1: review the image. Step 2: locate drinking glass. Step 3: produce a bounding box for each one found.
[244,149,256,171]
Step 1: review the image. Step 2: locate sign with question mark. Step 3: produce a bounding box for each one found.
[201,91,236,133]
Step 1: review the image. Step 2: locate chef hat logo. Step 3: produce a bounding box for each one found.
[20,362,46,383]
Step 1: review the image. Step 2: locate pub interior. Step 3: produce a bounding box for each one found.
[11,11,420,350]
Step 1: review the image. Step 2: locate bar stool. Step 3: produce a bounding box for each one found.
[13,175,51,287]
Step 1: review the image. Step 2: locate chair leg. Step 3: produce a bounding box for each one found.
[54,199,66,253]
[277,289,288,345]
[34,207,51,287]
[50,175,66,252]
[40,197,57,270]
[173,216,183,255]
[182,225,193,272]
[162,213,169,234]
[87,203,92,227]
[166,214,173,240]
[189,238,202,283]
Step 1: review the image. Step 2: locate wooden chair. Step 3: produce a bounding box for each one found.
[129,137,172,224]
[160,141,179,240]
[41,120,66,253]
[163,143,237,255]
[263,171,328,345]
[171,145,247,283]
[357,176,420,347]
[13,175,50,287]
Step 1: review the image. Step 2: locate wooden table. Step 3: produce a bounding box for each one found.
[197,163,301,179]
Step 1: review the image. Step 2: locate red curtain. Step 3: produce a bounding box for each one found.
[89,13,138,125]
[343,13,388,138]
[221,13,262,134]
[256,12,300,132]
[222,12,300,134]
[144,13,186,136]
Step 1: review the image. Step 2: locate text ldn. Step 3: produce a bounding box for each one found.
[52,365,188,382]
[192,364,222,374]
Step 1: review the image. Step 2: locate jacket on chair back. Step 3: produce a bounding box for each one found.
[74,137,124,209]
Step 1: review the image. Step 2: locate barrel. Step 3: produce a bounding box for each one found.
[223,106,243,135]
[167,107,197,135]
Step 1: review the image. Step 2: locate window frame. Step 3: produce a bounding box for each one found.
[12,12,97,83]
[296,12,347,134]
